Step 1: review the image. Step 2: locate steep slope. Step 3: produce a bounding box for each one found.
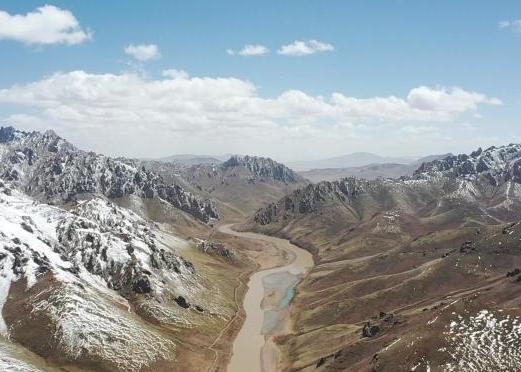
[150,154,309,220]
[246,145,521,371]
[0,126,218,223]
[0,179,239,371]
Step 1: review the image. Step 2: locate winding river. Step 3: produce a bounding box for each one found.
[219,224,314,372]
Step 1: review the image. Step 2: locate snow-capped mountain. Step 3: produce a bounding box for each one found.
[0,178,231,370]
[415,144,521,185]
[0,126,218,223]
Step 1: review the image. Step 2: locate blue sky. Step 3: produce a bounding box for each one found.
[0,1,520,161]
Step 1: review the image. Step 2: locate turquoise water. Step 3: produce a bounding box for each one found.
[261,271,302,334]
[280,286,295,307]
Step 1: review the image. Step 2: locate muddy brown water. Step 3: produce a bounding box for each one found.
[219,224,313,372]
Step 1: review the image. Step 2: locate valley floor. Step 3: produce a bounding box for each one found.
[218,224,313,372]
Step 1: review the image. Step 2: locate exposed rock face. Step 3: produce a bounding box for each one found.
[0,126,218,222]
[55,198,196,294]
[222,155,300,183]
[0,126,17,143]
[174,295,190,309]
[195,239,235,259]
[362,322,380,338]
[415,144,521,185]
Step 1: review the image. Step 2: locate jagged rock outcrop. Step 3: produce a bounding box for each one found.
[253,177,365,225]
[194,239,235,259]
[55,198,196,294]
[0,126,218,222]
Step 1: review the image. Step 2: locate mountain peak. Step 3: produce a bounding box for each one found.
[223,154,301,183]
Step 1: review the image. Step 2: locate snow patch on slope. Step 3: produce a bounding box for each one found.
[443,309,521,371]
[30,284,175,370]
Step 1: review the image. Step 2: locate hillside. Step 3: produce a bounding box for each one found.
[246,145,521,371]
[0,126,302,371]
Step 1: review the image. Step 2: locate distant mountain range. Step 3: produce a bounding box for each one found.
[158,153,232,166]
[287,152,418,171]
[299,153,452,182]
[159,151,432,171]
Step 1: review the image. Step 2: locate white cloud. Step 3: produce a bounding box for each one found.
[0,71,501,157]
[124,44,160,61]
[406,86,501,113]
[226,44,269,56]
[0,5,91,45]
[278,39,334,56]
[499,19,521,33]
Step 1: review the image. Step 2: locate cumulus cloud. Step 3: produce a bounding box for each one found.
[0,71,501,157]
[407,86,501,113]
[499,19,521,33]
[278,39,334,56]
[124,44,160,61]
[0,5,91,45]
[226,44,269,56]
